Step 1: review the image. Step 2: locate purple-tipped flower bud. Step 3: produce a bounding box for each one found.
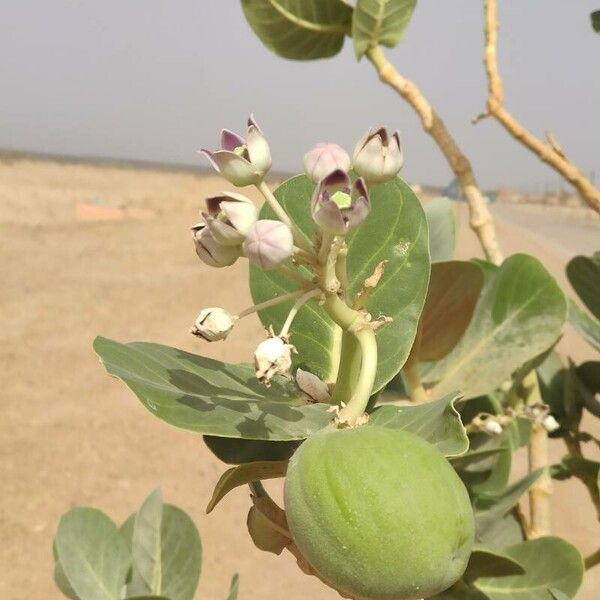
[199,115,271,187]
[311,170,370,235]
[192,224,241,268]
[243,219,294,270]
[255,335,295,386]
[191,308,235,342]
[353,127,403,184]
[303,142,351,184]
[203,192,258,246]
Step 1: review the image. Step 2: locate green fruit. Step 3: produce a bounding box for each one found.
[284,426,474,600]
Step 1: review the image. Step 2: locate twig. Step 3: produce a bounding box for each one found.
[585,548,600,570]
[481,0,600,214]
[365,46,503,266]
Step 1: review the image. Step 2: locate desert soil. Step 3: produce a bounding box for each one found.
[1,156,598,599]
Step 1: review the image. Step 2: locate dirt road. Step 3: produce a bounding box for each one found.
[1,157,598,599]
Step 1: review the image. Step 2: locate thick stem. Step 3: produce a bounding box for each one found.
[257,181,314,253]
[481,0,600,213]
[522,370,551,538]
[366,46,503,266]
[331,331,361,406]
[403,352,428,404]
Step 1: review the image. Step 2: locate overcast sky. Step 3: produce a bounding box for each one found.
[1,1,599,190]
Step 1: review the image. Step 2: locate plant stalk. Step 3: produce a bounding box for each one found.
[365,46,503,266]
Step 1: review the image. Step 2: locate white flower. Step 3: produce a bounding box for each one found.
[303,142,351,183]
[254,335,295,385]
[482,418,503,435]
[243,220,294,270]
[191,308,235,342]
[296,368,331,403]
[192,224,241,268]
[203,192,258,246]
[542,414,560,433]
[353,127,403,184]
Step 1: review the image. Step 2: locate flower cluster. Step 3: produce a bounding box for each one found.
[191,116,403,385]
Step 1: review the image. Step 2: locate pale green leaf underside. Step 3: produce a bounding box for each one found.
[249,175,430,393]
[55,508,131,600]
[368,392,468,457]
[352,0,417,58]
[93,336,331,440]
[241,0,352,60]
[424,254,567,400]
[424,197,456,263]
[568,299,600,352]
[475,537,584,599]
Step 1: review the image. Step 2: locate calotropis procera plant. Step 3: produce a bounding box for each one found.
[85,114,595,600]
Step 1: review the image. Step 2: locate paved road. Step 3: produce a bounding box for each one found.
[490,203,599,258]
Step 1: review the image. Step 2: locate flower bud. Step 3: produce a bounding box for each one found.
[199,115,271,187]
[192,224,241,268]
[353,127,403,184]
[203,192,258,246]
[296,368,331,403]
[254,335,295,386]
[243,219,294,270]
[311,170,370,235]
[482,418,503,436]
[303,142,351,184]
[191,308,235,342]
[542,414,560,433]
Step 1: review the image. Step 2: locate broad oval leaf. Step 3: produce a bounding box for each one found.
[241,0,352,60]
[566,252,600,320]
[577,360,600,417]
[424,197,456,262]
[415,260,483,362]
[464,545,525,581]
[55,508,131,600]
[424,254,567,400]
[122,504,202,600]
[367,392,468,456]
[206,460,288,513]
[474,537,584,599]
[352,0,417,59]
[568,298,600,352]
[94,336,331,440]
[249,175,430,393]
[203,435,299,464]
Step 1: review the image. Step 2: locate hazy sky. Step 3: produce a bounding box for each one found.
[1,1,599,189]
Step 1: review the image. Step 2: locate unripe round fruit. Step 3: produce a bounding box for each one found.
[284,426,474,600]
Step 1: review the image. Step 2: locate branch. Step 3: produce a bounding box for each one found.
[481,0,600,214]
[365,47,504,266]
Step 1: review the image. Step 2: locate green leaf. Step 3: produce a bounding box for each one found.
[352,0,417,59]
[94,336,331,440]
[577,361,600,418]
[424,197,456,262]
[474,537,584,599]
[537,351,566,423]
[591,10,600,34]
[566,252,600,320]
[568,299,600,351]
[249,175,430,393]
[53,543,81,600]
[464,545,525,581]
[128,490,164,596]
[125,597,170,599]
[54,508,131,600]
[206,461,288,513]
[476,511,526,551]
[368,392,468,456]
[424,254,567,400]
[203,436,299,465]
[240,0,352,60]
[227,574,240,600]
[415,261,483,362]
[122,505,202,600]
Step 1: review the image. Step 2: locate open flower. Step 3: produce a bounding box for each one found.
[353,128,403,183]
[311,170,370,235]
[203,192,258,246]
[199,115,271,187]
[243,219,294,270]
[192,224,241,268]
[254,335,295,386]
[303,142,351,183]
[191,308,235,342]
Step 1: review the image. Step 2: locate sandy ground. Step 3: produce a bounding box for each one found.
[1,157,598,599]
